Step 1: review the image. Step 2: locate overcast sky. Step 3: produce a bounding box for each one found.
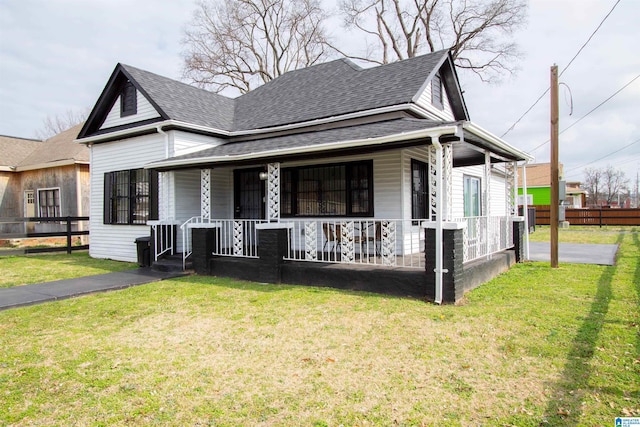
[1,0,638,185]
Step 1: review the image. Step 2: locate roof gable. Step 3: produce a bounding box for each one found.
[78,64,235,139]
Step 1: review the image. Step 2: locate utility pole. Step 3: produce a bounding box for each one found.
[550,65,559,268]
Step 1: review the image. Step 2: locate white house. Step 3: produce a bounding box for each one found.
[77,49,532,303]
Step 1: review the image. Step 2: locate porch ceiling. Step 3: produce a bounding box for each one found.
[147,117,529,171]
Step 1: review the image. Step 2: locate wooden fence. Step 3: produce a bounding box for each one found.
[532,206,640,226]
[0,216,89,255]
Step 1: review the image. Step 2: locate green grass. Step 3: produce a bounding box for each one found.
[0,252,137,288]
[0,229,638,425]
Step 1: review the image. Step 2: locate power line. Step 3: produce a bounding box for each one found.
[559,0,621,77]
[500,0,622,138]
[565,137,640,173]
[527,73,640,154]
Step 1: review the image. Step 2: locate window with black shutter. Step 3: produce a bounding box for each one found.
[104,168,157,225]
[120,80,137,117]
[280,161,373,217]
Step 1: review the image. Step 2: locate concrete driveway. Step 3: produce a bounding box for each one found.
[528,242,618,266]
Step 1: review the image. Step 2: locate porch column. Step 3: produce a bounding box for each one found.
[484,151,491,254]
[484,151,491,217]
[158,171,167,221]
[267,163,280,222]
[443,143,453,221]
[505,161,517,217]
[201,169,211,220]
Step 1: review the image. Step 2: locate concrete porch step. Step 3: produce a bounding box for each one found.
[152,254,192,273]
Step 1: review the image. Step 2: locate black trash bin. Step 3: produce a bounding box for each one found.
[135,236,151,267]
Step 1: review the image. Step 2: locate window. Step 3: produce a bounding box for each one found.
[463,175,481,217]
[432,74,443,110]
[411,160,429,220]
[104,169,158,225]
[38,188,60,218]
[281,161,373,217]
[120,80,137,117]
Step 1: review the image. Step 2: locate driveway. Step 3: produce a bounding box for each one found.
[527,242,618,266]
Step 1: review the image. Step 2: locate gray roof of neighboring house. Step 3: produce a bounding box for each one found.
[0,124,88,170]
[0,136,43,168]
[149,118,451,168]
[121,65,236,131]
[18,123,88,167]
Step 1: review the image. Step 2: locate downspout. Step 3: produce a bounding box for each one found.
[522,160,530,260]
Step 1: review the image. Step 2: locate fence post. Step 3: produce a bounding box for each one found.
[599,207,602,228]
[66,216,72,254]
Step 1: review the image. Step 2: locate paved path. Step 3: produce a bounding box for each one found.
[0,268,187,311]
[528,242,618,266]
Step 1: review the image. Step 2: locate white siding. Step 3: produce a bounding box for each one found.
[100,94,161,130]
[173,169,202,252]
[490,171,507,215]
[415,79,456,121]
[170,131,226,157]
[89,134,166,262]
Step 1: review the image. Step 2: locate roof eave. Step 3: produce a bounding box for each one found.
[146,124,460,170]
[462,121,533,162]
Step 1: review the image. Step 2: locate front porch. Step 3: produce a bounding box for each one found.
[149,214,525,303]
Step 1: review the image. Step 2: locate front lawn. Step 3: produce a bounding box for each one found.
[0,252,137,288]
[0,229,638,426]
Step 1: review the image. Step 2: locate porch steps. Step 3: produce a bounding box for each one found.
[151,254,192,273]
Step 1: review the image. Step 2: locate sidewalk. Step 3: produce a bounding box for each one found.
[0,268,188,311]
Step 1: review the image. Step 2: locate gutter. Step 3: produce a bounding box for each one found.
[463,122,534,162]
[75,103,441,145]
[146,124,460,170]
[13,159,88,172]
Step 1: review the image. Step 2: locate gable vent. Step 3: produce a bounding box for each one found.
[120,80,137,117]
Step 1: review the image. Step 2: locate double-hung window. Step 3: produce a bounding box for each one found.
[463,175,481,217]
[38,188,61,218]
[104,169,158,225]
[281,161,373,217]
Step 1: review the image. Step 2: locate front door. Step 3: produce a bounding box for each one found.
[234,168,265,219]
[24,190,36,233]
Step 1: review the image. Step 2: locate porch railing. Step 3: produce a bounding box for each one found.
[181,217,267,269]
[284,218,427,269]
[148,220,179,261]
[456,216,514,263]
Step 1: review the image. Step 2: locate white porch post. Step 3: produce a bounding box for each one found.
[443,143,453,221]
[201,169,211,220]
[505,161,517,217]
[484,151,491,253]
[267,162,280,222]
[429,141,450,304]
[158,171,167,221]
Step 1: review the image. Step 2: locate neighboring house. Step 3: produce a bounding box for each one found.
[565,181,586,208]
[517,162,565,206]
[77,49,532,303]
[0,124,90,234]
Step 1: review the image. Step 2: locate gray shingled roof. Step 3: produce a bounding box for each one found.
[121,64,235,130]
[18,123,88,167]
[150,118,451,167]
[116,50,448,133]
[0,136,43,168]
[234,50,448,130]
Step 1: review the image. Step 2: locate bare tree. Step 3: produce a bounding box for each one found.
[602,165,629,206]
[34,108,88,140]
[583,166,629,207]
[583,167,602,207]
[337,0,527,82]
[182,0,332,94]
